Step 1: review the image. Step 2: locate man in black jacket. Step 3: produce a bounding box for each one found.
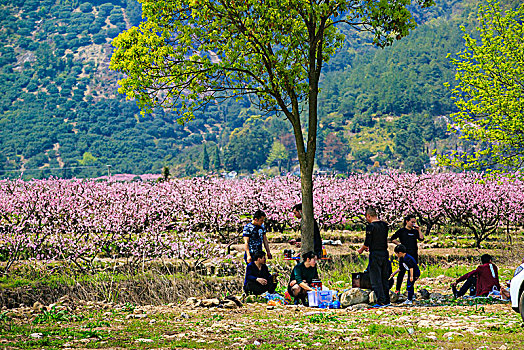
[358,207,391,307]
[244,251,277,295]
[292,203,322,259]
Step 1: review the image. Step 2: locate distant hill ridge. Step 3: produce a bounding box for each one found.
[0,0,502,178]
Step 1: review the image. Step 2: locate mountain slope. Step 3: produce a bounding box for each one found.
[0,0,496,177]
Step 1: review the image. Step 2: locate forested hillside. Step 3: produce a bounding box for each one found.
[0,0,505,178]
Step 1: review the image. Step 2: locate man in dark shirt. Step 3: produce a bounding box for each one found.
[390,214,424,293]
[358,207,390,306]
[243,209,272,263]
[244,251,277,295]
[288,251,319,305]
[292,204,322,259]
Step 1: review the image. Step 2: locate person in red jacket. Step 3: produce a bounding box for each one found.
[451,254,500,297]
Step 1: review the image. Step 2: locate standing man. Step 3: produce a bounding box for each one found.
[390,214,424,293]
[358,207,391,307]
[244,251,277,295]
[243,209,272,264]
[292,204,322,259]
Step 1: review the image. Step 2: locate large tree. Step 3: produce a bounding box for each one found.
[110,0,433,254]
[440,0,524,172]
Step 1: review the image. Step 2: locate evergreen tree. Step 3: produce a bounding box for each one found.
[224,127,271,172]
[212,145,221,171]
[202,144,210,171]
[161,166,170,181]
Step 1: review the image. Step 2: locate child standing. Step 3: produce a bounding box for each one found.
[390,244,420,305]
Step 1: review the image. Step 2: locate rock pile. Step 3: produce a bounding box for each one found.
[337,287,436,308]
[185,296,242,309]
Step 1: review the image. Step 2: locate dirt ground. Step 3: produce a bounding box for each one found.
[2,294,521,349]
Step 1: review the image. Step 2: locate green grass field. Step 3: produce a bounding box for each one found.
[1,229,523,349]
[1,299,522,349]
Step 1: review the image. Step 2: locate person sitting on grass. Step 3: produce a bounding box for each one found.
[390,244,420,305]
[243,251,277,295]
[451,254,500,298]
[288,251,319,306]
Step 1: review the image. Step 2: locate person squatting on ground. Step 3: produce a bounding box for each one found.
[358,207,391,307]
[390,214,424,294]
[292,204,323,259]
[288,251,319,306]
[243,209,272,264]
[243,251,277,295]
[451,254,500,297]
[390,244,421,305]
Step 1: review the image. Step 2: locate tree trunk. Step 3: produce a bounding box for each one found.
[472,228,482,249]
[298,24,321,257]
[425,222,434,236]
[284,19,323,258]
[300,163,315,255]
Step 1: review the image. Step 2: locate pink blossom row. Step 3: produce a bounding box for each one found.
[0,173,523,268]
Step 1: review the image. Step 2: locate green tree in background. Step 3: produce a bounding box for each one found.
[202,144,210,171]
[266,141,289,173]
[352,148,374,171]
[161,165,170,181]
[394,126,425,159]
[395,124,429,173]
[404,154,429,174]
[110,0,434,254]
[224,126,271,172]
[440,0,524,172]
[78,152,97,166]
[212,145,221,172]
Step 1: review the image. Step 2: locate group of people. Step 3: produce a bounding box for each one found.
[242,206,322,302]
[357,207,423,306]
[358,207,504,306]
[242,205,505,307]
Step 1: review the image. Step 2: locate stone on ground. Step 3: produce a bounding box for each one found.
[340,288,370,307]
[430,292,444,300]
[389,291,399,303]
[222,300,237,309]
[185,297,202,308]
[201,298,220,307]
[369,291,377,305]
